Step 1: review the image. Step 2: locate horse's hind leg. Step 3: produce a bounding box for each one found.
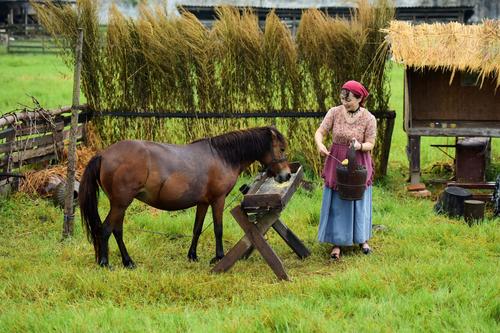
[98,215,113,267]
[99,205,133,268]
[187,203,209,261]
[113,213,135,269]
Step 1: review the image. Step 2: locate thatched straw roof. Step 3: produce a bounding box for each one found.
[384,20,500,87]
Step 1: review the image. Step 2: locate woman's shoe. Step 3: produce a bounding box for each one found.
[360,243,372,255]
[330,246,341,260]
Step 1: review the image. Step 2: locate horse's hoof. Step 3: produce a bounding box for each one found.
[187,253,199,262]
[210,256,223,264]
[98,259,109,267]
[123,260,136,269]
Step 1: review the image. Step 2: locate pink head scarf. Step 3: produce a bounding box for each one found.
[342,80,369,106]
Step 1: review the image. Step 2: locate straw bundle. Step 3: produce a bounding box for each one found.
[384,20,500,88]
[19,146,96,196]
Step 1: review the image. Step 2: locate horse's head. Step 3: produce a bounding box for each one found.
[262,127,291,183]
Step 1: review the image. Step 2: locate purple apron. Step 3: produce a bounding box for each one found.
[321,143,375,190]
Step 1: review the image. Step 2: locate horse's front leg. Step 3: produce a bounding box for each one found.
[187,203,209,262]
[210,197,225,264]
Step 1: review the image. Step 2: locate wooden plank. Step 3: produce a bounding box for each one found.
[0,127,15,140]
[288,162,301,173]
[279,165,303,209]
[246,172,268,195]
[1,153,57,170]
[230,206,288,281]
[241,163,303,212]
[407,127,500,137]
[212,208,280,274]
[409,135,421,184]
[0,132,58,154]
[7,44,59,49]
[471,194,492,201]
[0,105,88,128]
[12,121,64,137]
[0,115,89,140]
[1,143,62,166]
[408,69,500,123]
[241,193,282,211]
[412,120,499,129]
[214,207,288,280]
[272,219,310,259]
[0,126,85,170]
[404,68,411,132]
[62,124,84,141]
[446,182,495,190]
[2,130,15,173]
[0,124,83,154]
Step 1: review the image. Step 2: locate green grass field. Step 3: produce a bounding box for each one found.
[0,50,498,332]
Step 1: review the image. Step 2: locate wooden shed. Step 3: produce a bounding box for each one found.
[0,0,75,36]
[385,20,500,184]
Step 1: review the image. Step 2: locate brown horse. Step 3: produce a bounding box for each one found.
[79,126,291,268]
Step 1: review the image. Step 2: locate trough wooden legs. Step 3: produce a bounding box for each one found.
[212,206,310,281]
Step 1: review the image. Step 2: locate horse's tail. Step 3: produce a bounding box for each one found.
[79,155,102,261]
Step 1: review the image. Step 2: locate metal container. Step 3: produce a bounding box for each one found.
[336,144,367,201]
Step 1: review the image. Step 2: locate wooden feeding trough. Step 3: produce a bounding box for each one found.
[385,20,500,185]
[212,162,310,281]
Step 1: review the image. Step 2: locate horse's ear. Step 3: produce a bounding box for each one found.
[269,127,278,140]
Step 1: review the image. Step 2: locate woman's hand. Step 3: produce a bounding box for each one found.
[317,143,330,156]
[315,127,330,156]
[351,138,362,150]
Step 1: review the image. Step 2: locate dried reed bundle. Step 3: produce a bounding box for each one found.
[34,0,394,175]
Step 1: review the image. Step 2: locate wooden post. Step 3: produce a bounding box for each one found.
[409,135,421,184]
[24,4,28,36]
[62,28,83,239]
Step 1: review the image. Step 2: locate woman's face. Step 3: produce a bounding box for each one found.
[340,90,362,112]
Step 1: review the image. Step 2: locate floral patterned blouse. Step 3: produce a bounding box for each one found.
[320,105,377,145]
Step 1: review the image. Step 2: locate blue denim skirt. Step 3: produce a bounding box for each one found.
[317,186,372,246]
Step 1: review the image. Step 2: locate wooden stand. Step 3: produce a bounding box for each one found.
[212,163,310,281]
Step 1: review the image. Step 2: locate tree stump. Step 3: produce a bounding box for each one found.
[435,186,472,217]
[463,200,485,226]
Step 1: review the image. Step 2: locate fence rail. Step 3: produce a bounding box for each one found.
[0,105,395,192]
[6,36,62,54]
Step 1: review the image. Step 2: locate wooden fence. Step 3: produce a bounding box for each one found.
[0,106,395,194]
[0,106,90,191]
[6,35,62,54]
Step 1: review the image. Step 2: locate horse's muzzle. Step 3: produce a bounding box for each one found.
[275,170,292,183]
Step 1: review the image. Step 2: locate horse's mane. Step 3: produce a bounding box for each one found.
[193,127,286,167]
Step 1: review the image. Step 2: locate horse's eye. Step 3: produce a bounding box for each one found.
[280,148,285,152]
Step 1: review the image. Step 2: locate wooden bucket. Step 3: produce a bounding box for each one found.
[464,200,485,226]
[336,145,367,201]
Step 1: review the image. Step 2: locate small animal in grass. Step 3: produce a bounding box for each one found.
[79,126,291,268]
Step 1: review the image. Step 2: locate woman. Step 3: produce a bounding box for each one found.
[315,80,377,260]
